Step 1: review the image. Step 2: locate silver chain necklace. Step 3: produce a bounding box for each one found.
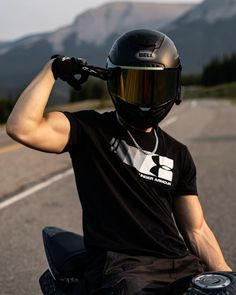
[116,113,158,156]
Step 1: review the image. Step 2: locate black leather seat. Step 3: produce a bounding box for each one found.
[42,227,87,281]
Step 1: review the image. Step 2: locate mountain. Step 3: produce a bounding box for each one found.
[168,0,236,26]
[48,2,193,49]
[0,2,193,52]
[2,0,236,101]
[164,0,236,73]
[0,2,193,99]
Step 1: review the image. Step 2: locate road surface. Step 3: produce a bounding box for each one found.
[0,99,236,294]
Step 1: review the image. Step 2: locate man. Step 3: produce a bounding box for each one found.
[6,29,231,295]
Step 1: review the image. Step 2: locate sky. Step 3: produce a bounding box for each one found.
[1,0,203,42]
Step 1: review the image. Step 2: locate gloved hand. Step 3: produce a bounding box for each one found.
[51,55,88,81]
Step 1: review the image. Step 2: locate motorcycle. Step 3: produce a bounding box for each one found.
[39,226,236,295]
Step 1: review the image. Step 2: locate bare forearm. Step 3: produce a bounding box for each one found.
[186,221,231,271]
[6,60,55,138]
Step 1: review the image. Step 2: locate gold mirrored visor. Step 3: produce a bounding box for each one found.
[108,66,180,106]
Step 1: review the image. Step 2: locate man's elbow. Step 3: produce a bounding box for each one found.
[6,119,19,139]
[6,118,31,144]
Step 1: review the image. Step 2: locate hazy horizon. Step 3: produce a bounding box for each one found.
[1,0,203,42]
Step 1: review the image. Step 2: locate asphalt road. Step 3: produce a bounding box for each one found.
[0,99,236,295]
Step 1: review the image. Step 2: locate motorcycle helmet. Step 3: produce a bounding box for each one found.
[184,272,236,295]
[107,29,182,129]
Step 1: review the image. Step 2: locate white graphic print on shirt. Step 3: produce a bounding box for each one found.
[110,138,174,186]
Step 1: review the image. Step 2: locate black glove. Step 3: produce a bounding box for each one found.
[51,55,88,81]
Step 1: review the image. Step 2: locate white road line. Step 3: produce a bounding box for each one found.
[160,116,178,128]
[0,169,73,211]
[0,143,22,155]
[0,115,178,211]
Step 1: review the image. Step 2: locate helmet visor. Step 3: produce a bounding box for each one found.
[108,67,180,107]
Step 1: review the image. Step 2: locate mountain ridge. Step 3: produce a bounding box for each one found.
[0,2,193,54]
[164,0,236,73]
[2,0,236,100]
[166,0,236,30]
[0,1,194,99]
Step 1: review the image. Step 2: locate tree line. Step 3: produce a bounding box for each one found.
[1,53,236,124]
[71,53,236,99]
[70,78,109,102]
[202,53,236,86]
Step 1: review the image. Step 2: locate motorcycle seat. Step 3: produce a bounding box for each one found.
[42,226,87,282]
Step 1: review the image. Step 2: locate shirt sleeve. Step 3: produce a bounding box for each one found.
[59,111,82,153]
[173,146,198,197]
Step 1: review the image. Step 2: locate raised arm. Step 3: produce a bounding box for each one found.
[173,195,232,271]
[6,60,71,153]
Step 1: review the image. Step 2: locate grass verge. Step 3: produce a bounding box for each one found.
[183,82,236,103]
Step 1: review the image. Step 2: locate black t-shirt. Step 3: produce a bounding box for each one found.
[62,110,198,258]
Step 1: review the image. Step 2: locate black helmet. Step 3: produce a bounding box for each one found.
[107,29,182,129]
[185,272,236,295]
